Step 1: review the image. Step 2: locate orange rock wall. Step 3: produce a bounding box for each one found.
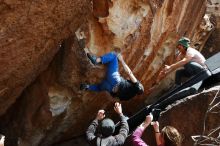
[0,0,90,115]
[0,0,217,146]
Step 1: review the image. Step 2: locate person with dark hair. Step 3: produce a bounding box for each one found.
[80,49,144,101]
[86,102,129,146]
[132,114,182,146]
[159,37,206,87]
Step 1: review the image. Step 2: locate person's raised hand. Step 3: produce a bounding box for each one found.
[144,113,153,124]
[96,109,105,121]
[152,121,160,133]
[114,102,122,115]
[140,113,153,129]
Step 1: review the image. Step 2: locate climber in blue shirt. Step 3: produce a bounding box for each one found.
[80,48,144,101]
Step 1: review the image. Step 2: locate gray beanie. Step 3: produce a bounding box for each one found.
[100,118,115,137]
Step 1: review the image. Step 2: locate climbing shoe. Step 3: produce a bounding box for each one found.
[87,53,98,65]
[80,83,89,90]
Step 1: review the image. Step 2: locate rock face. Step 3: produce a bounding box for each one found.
[202,0,220,57]
[0,0,218,146]
[0,0,90,115]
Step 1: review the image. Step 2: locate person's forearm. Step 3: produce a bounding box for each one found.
[154,126,162,145]
[139,121,151,131]
[119,58,137,83]
[170,61,185,70]
[114,113,129,145]
[155,133,163,145]
[86,119,98,141]
[168,59,188,73]
[120,59,131,74]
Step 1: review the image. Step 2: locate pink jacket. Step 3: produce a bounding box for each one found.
[132,127,164,146]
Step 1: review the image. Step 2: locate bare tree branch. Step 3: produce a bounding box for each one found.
[192,88,220,146]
